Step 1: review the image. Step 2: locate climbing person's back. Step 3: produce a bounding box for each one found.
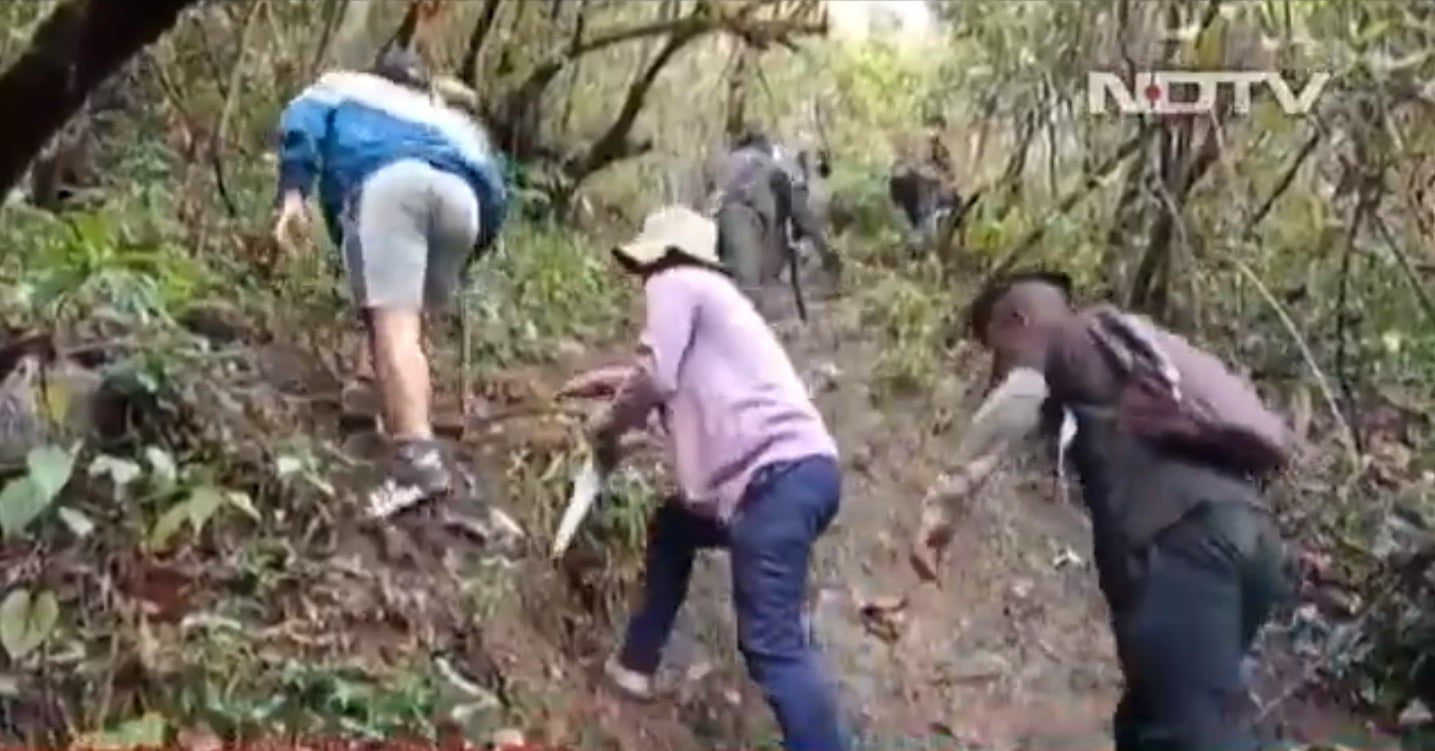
[278,64,507,252]
[706,130,841,317]
[646,263,835,521]
[915,271,1295,751]
[273,46,513,521]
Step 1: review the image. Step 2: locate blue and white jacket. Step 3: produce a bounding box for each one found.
[275,70,508,252]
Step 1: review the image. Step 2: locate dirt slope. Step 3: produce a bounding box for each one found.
[619,296,1122,751]
[332,289,1385,751]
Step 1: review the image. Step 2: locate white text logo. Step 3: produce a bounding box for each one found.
[1087,70,1330,116]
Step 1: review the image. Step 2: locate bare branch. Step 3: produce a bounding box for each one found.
[1371,211,1435,325]
[460,0,503,87]
[993,128,1154,276]
[207,0,262,220]
[1247,125,1322,232]
[305,0,347,80]
[1224,254,1361,472]
[564,23,707,182]
[0,0,199,196]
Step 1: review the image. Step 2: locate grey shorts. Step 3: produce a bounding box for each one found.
[341,159,480,311]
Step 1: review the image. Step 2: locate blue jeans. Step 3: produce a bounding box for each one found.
[617,455,847,751]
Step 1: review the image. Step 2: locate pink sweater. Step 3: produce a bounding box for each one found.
[607,265,837,522]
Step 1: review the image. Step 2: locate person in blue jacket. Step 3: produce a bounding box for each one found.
[271,45,508,518]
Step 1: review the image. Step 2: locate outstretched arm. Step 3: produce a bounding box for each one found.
[274,74,344,205]
[912,366,1050,581]
[926,366,1050,513]
[589,274,697,468]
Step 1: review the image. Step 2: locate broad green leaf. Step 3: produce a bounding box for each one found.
[225,491,260,521]
[26,443,77,501]
[0,588,57,659]
[183,486,224,534]
[40,378,70,426]
[148,502,190,551]
[57,506,94,538]
[71,711,167,751]
[25,591,56,655]
[0,478,46,538]
[144,447,177,491]
[0,589,28,658]
[89,455,143,491]
[274,454,303,478]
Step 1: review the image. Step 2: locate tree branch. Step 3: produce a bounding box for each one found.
[993,128,1153,276]
[0,0,199,198]
[207,0,262,220]
[563,25,707,181]
[1371,210,1435,325]
[489,0,823,167]
[1246,124,1322,232]
[384,0,424,51]
[460,0,503,87]
[305,0,347,80]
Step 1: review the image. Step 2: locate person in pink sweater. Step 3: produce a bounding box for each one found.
[558,206,847,751]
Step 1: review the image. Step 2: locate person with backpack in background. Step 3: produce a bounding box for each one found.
[911,270,1296,751]
[556,205,849,751]
[783,143,836,284]
[888,110,962,252]
[705,127,841,318]
[271,45,508,518]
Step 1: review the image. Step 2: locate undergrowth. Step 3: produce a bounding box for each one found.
[0,0,1433,747]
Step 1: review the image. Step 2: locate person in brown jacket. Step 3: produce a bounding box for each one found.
[888,112,961,250]
[912,270,1295,751]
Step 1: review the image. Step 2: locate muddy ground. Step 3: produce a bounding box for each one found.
[266,288,1391,751]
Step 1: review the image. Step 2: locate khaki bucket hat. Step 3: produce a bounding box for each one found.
[613,205,722,271]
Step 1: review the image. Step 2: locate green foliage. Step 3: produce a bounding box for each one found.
[860,274,942,398]
[0,587,59,661]
[0,205,220,327]
[2,0,1433,744]
[71,712,168,751]
[463,221,632,365]
[82,445,259,554]
[589,468,663,559]
[0,443,79,538]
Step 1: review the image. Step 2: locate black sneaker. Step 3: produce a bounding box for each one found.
[367,439,453,519]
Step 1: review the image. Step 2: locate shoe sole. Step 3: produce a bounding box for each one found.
[367,478,451,519]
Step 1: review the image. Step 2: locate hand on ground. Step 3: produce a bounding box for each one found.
[556,365,635,400]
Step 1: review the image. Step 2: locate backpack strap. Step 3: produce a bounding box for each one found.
[1087,308,1183,402]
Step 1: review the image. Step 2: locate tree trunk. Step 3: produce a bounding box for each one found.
[0,0,199,198]
[330,0,378,70]
[724,41,753,141]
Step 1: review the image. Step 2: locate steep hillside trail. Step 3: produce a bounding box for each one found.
[306,285,1389,751]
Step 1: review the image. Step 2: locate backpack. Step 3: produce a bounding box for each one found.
[1084,306,1295,477]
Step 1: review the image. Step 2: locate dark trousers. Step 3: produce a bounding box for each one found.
[1109,502,1292,751]
[617,455,847,751]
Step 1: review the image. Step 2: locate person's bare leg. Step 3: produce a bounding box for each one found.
[355,328,376,383]
[367,307,432,441]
